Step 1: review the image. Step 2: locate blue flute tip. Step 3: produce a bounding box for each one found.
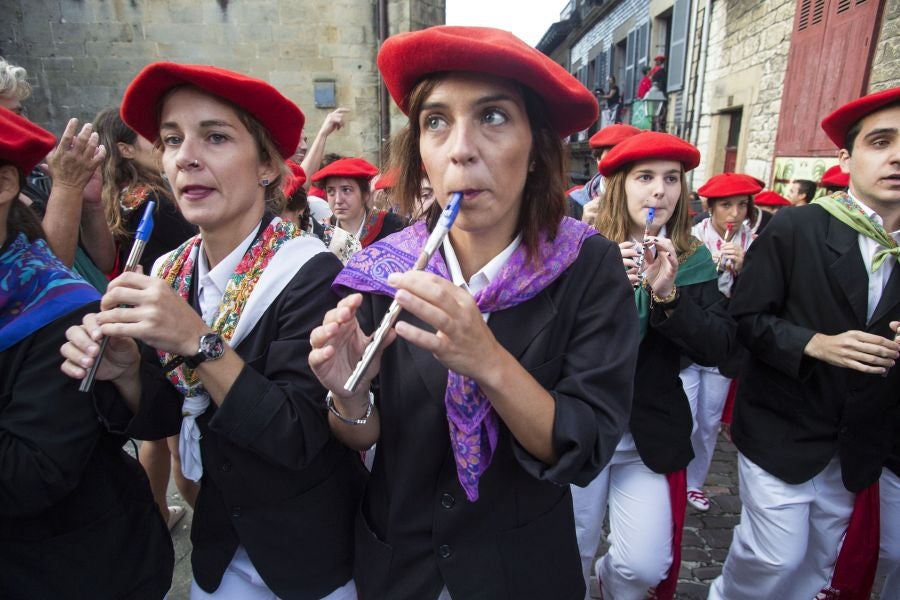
[646,207,655,225]
[135,201,156,242]
[439,192,463,229]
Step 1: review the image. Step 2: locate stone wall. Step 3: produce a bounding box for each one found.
[692,0,794,185]
[0,0,444,163]
[870,0,900,92]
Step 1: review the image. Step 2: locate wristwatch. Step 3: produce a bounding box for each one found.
[184,332,226,368]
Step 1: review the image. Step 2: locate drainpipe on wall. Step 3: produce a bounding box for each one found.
[377,0,390,165]
[690,0,713,186]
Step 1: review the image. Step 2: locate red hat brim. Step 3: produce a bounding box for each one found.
[374,168,398,190]
[311,157,379,184]
[377,26,599,138]
[282,160,307,198]
[121,62,304,159]
[698,173,765,198]
[820,164,850,188]
[0,107,56,175]
[821,86,900,148]
[753,191,791,207]
[599,131,700,177]
[589,124,641,149]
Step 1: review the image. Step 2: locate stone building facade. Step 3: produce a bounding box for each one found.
[538,0,898,190]
[0,0,445,164]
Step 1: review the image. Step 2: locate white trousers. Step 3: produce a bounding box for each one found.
[680,363,732,490]
[189,546,357,599]
[709,454,853,600]
[571,449,673,600]
[879,468,900,600]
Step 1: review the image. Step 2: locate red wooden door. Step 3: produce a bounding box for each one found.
[774,0,884,157]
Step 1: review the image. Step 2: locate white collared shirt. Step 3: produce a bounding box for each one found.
[196,224,259,324]
[442,234,522,320]
[849,194,900,321]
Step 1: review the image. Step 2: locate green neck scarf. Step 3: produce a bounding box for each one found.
[812,191,900,273]
[635,239,718,340]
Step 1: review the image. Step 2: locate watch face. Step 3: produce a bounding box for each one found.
[200,333,225,359]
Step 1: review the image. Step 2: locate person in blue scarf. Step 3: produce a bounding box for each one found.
[0,107,174,597]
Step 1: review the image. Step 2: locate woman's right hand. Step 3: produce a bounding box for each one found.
[309,293,394,399]
[618,241,640,286]
[60,312,141,383]
[582,198,600,225]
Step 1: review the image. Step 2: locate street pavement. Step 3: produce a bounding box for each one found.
[166,432,887,599]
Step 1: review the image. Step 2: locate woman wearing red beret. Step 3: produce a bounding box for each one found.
[309,26,638,600]
[680,173,762,514]
[573,131,735,600]
[0,107,175,598]
[311,157,405,247]
[60,63,364,599]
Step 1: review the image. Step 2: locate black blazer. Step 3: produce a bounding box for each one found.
[353,234,638,600]
[95,251,366,600]
[1,304,173,600]
[631,275,735,474]
[729,205,900,492]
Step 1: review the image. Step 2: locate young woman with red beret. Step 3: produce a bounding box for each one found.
[572,131,735,600]
[311,157,405,247]
[60,63,364,599]
[1,107,174,598]
[309,26,638,600]
[679,173,762,513]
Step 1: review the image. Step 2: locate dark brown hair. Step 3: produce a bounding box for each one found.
[94,107,173,243]
[595,163,694,255]
[388,73,569,260]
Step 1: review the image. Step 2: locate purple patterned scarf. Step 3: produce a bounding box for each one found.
[334,217,596,501]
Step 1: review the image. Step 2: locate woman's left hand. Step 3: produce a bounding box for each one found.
[94,271,211,357]
[388,270,501,380]
[718,241,745,273]
[642,236,679,298]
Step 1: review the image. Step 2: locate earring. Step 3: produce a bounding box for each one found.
[259,178,270,187]
[528,161,536,172]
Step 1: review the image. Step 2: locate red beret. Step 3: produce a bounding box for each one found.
[308,185,326,200]
[698,173,765,198]
[0,107,56,175]
[374,168,398,191]
[599,131,700,176]
[589,124,641,149]
[311,157,379,184]
[377,26,598,138]
[654,55,666,62]
[820,86,900,148]
[120,62,304,159]
[753,191,791,207]
[820,164,850,188]
[282,161,306,198]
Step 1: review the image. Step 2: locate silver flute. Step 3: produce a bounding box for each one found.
[715,222,736,272]
[633,207,655,287]
[343,192,463,394]
[79,201,156,392]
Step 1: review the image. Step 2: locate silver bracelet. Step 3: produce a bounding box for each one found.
[326,391,374,426]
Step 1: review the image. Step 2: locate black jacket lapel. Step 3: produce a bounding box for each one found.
[825,216,869,326]
[869,262,900,328]
[488,289,557,360]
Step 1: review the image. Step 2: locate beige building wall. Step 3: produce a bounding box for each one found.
[870,0,900,92]
[691,0,794,187]
[0,0,444,164]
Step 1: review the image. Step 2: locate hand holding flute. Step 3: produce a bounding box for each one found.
[715,222,735,272]
[78,201,156,392]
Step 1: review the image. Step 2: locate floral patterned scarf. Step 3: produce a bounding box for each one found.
[335,218,596,501]
[154,217,307,481]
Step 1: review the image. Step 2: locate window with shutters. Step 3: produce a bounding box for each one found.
[668,0,690,92]
[624,21,650,103]
[774,0,882,156]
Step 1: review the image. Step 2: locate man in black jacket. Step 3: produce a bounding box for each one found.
[710,88,900,599]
